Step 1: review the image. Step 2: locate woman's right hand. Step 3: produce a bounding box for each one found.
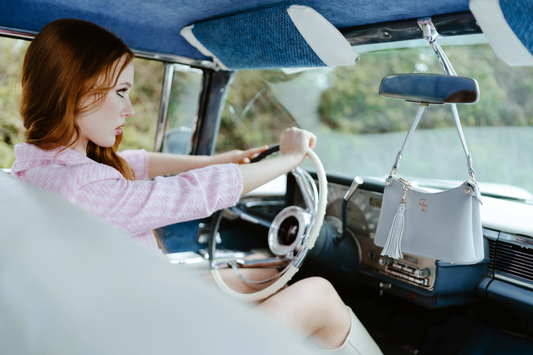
[237,127,317,196]
[279,127,317,164]
[212,145,269,165]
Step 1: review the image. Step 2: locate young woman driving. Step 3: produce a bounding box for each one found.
[10,19,382,354]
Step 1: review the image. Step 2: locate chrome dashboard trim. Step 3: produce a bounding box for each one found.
[494,274,533,291]
[498,232,533,248]
[486,229,533,290]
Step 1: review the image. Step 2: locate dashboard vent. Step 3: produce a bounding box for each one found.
[488,234,533,287]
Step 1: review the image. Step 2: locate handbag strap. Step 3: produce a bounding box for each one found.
[390,104,476,181]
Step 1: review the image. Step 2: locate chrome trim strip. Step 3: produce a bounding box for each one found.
[156,64,204,154]
[483,228,499,240]
[133,50,214,68]
[228,261,292,284]
[289,167,318,248]
[293,246,309,268]
[171,63,204,75]
[240,213,260,224]
[0,26,215,68]
[212,257,292,270]
[342,12,481,47]
[292,167,318,215]
[0,27,37,39]
[153,63,175,152]
[498,232,533,248]
[235,257,293,268]
[244,200,285,208]
[493,273,533,291]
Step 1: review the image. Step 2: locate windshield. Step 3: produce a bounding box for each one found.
[217,36,533,204]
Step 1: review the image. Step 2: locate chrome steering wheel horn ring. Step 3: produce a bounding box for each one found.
[208,145,328,302]
[268,205,310,256]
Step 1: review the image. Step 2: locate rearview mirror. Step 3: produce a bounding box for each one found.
[379,74,479,104]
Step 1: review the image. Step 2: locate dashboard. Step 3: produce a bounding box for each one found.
[226,170,533,349]
[325,181,438,289]
[289,173,533,310]
[235,171,533,311]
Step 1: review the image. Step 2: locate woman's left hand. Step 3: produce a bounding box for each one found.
[213,145,269,165]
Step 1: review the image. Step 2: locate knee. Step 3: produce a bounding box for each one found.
[291,277,340,303]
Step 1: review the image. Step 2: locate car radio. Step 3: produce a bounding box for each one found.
[380,257,432,287]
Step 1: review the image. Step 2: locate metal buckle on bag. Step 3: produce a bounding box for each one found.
[388,167,398,179]
[400,181,412,203]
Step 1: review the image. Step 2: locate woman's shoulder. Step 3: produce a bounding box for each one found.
[11,143,123,197]
[117,149,149,181]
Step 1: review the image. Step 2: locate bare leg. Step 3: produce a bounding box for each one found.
[209,271,381,353]
[213,267,278,293]
[257,277,351,349]
[205,253,279,293]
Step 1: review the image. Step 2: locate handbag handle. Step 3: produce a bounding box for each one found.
[390,104,476,181]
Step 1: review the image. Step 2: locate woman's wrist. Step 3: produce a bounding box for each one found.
[204,154,219,166]
[278,151,306,169]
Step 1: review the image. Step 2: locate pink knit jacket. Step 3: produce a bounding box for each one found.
[10,143,243,250]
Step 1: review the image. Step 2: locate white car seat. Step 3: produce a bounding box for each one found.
[0,170,314,355]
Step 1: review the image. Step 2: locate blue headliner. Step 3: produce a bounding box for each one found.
[0,0,470,60]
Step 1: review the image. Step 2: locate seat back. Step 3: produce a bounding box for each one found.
[0,171,313,355]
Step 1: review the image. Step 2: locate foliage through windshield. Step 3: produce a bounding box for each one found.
[217,40,533,203]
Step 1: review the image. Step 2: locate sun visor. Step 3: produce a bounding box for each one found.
[180,5,359,70]
[470,0,533,66]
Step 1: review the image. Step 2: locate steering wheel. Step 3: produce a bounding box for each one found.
[207,145,328,301]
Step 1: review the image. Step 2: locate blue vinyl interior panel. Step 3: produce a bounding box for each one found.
[0,0,470,60]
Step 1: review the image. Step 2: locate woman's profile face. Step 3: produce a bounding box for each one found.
[75,59,134,151]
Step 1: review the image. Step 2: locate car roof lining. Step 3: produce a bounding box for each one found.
[1,0,472,62]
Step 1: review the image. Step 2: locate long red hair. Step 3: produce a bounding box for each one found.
[20,18,135,180]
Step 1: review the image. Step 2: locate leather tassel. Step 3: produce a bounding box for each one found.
[381,203,405,259]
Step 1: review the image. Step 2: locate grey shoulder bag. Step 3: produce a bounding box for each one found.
[374,104,484,264]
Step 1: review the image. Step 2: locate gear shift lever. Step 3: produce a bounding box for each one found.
[335,176,364,243]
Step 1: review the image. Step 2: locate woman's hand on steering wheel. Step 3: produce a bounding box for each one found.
[236,128,317,196]
[211,127,315,167]
[280,127,317,164]
[212,145,269,165]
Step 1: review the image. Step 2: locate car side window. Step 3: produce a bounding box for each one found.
[216,70,299,153]
[0,36,165,168]
[160,65,204,155]
[120,58,164,152]
[0,37,28,168]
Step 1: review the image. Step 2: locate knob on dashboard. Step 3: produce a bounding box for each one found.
[378,256,392,266]
[414,268,430,278]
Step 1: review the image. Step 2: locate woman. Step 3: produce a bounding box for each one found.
[11,18,381,354]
